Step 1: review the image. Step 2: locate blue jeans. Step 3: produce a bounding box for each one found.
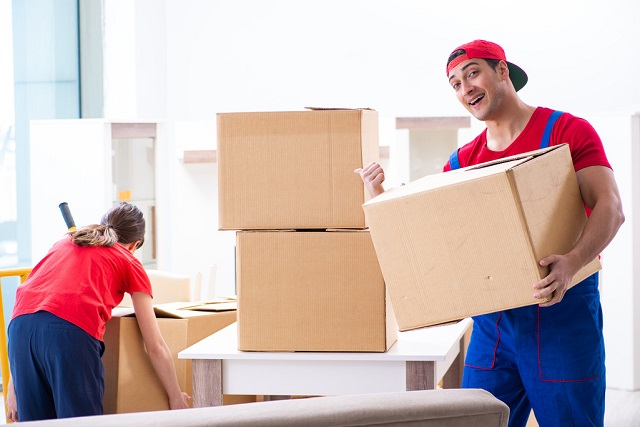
[8,311,105,421]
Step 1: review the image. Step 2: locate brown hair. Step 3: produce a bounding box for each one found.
[70,202,146,248]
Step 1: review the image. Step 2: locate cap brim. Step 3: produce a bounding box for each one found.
[507,62,528,92]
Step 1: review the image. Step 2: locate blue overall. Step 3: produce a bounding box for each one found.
[449,111,606,427]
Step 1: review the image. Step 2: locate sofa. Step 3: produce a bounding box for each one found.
[15,389,509,427]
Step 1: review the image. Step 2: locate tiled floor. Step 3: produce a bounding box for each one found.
[604,388,640,426]
[525,388,640,427]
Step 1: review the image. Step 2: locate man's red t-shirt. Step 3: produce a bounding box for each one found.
[12,237,153,341]
[443,107,611,172]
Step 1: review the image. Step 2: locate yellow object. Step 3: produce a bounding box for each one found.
[0,267,32,423]
[118,190,132,201]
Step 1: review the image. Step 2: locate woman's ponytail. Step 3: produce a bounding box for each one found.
[70,224,119,247]
[69,202,145,248]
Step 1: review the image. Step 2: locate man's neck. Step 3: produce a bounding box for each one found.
[484,101,536,152]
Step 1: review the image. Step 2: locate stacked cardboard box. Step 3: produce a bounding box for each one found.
[217,109,397,352]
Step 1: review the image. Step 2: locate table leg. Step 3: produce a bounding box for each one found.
[193,359,223,407]
[443,322,472,389]
[406,361,436,390]
[442,338,464,389]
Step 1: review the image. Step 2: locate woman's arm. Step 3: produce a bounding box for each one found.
[131,291,191,409]
[6,375,18,422]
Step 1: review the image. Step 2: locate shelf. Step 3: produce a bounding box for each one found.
[183,147,388,162]
[183,150,217,163]
[395,117,471,130]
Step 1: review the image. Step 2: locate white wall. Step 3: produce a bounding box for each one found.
[592,113,640,391]
[98,0,640,389]
[160,0,640,119]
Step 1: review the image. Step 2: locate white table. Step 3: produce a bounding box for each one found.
[178,319,473,407]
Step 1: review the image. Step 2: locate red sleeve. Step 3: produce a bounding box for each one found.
[553,114,611,172]
[121,255,153,298]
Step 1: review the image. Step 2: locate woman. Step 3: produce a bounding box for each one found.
[6,202,190,421]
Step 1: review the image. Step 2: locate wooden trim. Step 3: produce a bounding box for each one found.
[183,150,217,163]
[150,205,156,261]
[406,361,436,390]
[442,339,464,389]
[193,359,223,407]
[111,123,157,139]
[396,117,471,130]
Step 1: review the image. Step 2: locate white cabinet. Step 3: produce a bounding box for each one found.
[391,116,471,184]
[30,120,162,268]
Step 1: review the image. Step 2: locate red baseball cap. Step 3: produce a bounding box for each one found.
[446,40,528,92]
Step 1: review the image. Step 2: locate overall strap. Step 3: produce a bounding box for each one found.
[449,148,461,170]
[450,109,563,170]
[539,110,564,149]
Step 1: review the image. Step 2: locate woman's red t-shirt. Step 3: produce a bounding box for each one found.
[12,237,153,341]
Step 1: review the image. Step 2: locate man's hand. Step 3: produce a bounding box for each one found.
[533,253,581,307]
[354,162,386,198]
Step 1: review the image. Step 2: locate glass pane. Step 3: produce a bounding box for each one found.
[112,137,155,202]
[112,137,156,268]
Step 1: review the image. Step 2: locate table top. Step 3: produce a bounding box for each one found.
[179,318,472,362]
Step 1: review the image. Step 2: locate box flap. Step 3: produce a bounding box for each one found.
[364,145,569,208]
[466,143,566,171]
[180,297,238,312]
[365,157,525,206]
[112,301,237,319]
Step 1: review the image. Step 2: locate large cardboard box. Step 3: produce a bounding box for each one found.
[103,301,237,413]
[362,144,601,331]
[236,230,397,352]
[217,109,379,230]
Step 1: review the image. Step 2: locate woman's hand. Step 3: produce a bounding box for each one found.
[132,292,192,412]
[6,376,19,422]
[169,391,192,410]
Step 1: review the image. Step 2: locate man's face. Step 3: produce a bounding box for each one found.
[447,58,508,121]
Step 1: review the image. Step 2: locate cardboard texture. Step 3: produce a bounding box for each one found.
[236,230,397,352]
[103,302,237,414]
[217,109,379,230]
[362,144,601,331]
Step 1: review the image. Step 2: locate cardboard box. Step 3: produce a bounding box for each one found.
[217,109,379,230]
[362,144,601,331]
[236,230,397,352]
[103,301,237,413]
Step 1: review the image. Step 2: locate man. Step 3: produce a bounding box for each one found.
[356,40,624,427]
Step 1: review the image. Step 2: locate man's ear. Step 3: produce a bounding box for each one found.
[499,60,510,80]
